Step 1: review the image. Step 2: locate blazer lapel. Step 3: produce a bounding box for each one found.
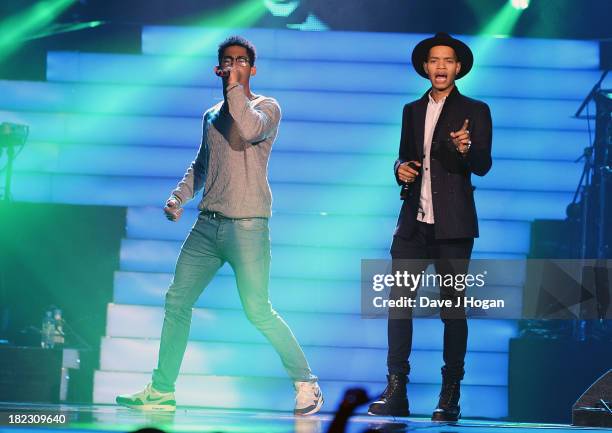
[432,86,461,144]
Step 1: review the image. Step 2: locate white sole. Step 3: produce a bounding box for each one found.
[119,403,176,412]
[295,396,324,416]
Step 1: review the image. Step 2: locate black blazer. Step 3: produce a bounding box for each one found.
[394,86,492,240]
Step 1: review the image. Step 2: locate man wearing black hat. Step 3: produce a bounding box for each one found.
[368,33,492,421]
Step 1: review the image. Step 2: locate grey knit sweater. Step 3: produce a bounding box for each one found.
[171,83,281,218]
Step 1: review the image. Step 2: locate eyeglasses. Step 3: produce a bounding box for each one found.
[221,56,250,67]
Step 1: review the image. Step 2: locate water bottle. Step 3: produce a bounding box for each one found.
[52,308,65,347]
[41,310,55,349]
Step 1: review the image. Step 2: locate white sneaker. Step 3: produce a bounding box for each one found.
[116,383,176,412]
[294,381,323,416]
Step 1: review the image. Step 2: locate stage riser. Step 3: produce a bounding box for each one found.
[123,208,533,253]
[0,111,589,161]
[99,337,508,385]
[126,208,532,250]
[118,239,528,278]
[0,80,590,130]
[12,144,583,193]
[10,174,574,221]
[105,304,518,352]
[113,272,523,317]
[47,51,600,100]
[140,27,598,70]
[94,371,508,418]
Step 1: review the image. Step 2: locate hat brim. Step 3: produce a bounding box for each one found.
[411,35,473,80]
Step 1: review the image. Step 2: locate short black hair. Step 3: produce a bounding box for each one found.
[218,35,256,66]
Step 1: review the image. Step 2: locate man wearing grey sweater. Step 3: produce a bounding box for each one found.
[116,36,323,416]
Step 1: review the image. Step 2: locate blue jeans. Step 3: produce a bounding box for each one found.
[152,211,316,392]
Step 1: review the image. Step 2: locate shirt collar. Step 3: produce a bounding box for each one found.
[428,91,447,105]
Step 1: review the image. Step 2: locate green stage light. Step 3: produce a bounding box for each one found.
[72,0,267,138]
[0,0,77,62]
[24,20,105,41]
[147,0,267,73]
[184,0,267,30]
[460,1,527,94]
[510,0,530,10]
[480,1,525,38]
[263,0,301,17]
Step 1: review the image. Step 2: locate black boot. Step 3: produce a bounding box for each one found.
[431,380,461,421]
[367,374,410,417]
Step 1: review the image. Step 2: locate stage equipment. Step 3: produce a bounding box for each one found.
[572,369,612,427]
[0,122,29,202]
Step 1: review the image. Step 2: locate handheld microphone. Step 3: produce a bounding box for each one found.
[400,161,421,200]
[215,66,231,78]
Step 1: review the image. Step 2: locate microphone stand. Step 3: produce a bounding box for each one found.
[571,69,611,341]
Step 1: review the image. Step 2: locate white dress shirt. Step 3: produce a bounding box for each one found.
[417,92,447,224]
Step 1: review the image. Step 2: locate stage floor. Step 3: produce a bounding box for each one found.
[0,403,600,433]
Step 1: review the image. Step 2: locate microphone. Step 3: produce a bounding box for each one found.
[400,161,421,200]
[215,66,231,78]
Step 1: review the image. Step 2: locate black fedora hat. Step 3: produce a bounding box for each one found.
[411,32,473,79]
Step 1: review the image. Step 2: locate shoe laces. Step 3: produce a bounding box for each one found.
[381,375,402,398]
[145,383,170,398]
[441,381,459,392]
[137,383,155,400]
[439,381,459,405]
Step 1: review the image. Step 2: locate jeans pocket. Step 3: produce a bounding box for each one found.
[235,218,268,231]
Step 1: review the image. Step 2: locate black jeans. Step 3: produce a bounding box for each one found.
[387,221,474,382]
